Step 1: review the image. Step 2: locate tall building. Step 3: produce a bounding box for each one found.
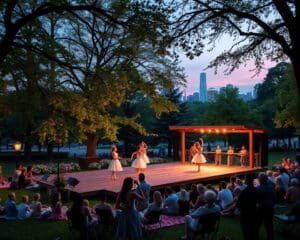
[207,87,218,102]
[199,72,207,102]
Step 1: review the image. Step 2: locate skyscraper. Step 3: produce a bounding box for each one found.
[199,72,207,102]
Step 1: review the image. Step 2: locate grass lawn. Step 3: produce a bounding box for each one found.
[0,151,299,240]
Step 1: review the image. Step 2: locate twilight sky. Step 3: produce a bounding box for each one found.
[178,36,275,95]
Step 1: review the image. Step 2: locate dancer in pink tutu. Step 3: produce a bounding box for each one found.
[191,138,207,172]
[108,145,123,181]
[131,146,147,173]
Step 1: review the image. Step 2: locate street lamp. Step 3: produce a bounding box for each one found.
[13,141,22,168]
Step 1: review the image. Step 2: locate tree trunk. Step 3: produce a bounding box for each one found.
[86,134,98,158]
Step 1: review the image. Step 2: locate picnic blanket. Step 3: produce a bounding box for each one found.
[0,182,10,189]
[142,214,185,231]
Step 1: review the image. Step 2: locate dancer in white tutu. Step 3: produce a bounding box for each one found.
[139,141,150,164]
[131,146,147,173]
[191,138,207,172]
[108,145,123,181]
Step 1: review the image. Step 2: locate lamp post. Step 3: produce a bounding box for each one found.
[13,141,22,168]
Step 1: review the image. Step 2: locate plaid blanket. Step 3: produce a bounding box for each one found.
[141,214,185,231]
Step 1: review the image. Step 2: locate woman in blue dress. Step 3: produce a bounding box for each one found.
[116,177,145,240]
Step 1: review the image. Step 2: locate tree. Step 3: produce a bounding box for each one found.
[0,0,127,67]
[33,1,185,157]
[274,66,300,135]
[152,88,189,157]
[171,0,300,94]
[201,86,252,125]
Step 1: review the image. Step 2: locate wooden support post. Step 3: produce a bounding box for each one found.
[181,131,186,164]
[249,130,254,168]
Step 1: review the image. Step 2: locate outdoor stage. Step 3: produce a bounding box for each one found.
[36,162,263,197]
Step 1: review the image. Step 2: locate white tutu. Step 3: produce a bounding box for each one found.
[142,153,150,164]
[108,159,123,171]
[132,157,147,169]
[191,153,207,164]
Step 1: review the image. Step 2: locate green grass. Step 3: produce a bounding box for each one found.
[0,151,299,240]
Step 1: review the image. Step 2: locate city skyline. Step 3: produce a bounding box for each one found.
[178,35,276,95]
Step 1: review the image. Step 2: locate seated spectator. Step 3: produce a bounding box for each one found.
[221,179,245,216]
[11,165,22,189]
[25,166,33,185]
[285,178,300,204]
[83,199,97,227]
[18,168,27,189]
[140,191,163,223]
[4,192,18,219]
[217,181,233,210]
[189,184,198,206]
[94,193,116,222]
[227,176,237,193]
[163,187,178,216]
[276,167,290,192]
[17,195,31,220]
[281,157,292,171]
[190,184,206,210]
[176,183,190,200]
[177,189,190,216]
[50,192,65,220]
[0,165,6,184]
[266,170,275,187]
[30,193,43,218]
[67,194,90,239]
[0,197,5,215]
[181,190,221,240]
[275,177,286,205]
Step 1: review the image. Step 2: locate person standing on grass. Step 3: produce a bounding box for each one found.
[108,145,123,181]
[237,174,259,240]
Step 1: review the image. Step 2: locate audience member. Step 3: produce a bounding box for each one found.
[0,165,5,184]
[94,192,116,221]
[177,189,190,216]
[30,193,43,218]
[25,166,33,185]
[50,192,65,220]
[18,168,26,189]
[140,191,163,223]
[217,181,233,210]
[176,183,189,199]
[4,192,18,220]
[82,199,97,227]
[163,187,179,216]
[180,190,221,240]
[17,195,31,220]
[285,178,300,204]
[190,184,206,210]
[275,167,290,192]
[237,174,259,240]
[257,172,276,240]
[274,177,286,205]
[11,165,22,189]
[135,173,151,212]
[189,184,198,206]
[115,177,144,240]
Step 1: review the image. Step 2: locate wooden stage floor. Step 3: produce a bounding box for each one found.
[36,162,263,197]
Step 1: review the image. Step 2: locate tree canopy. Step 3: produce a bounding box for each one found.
[171,0,300,94]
